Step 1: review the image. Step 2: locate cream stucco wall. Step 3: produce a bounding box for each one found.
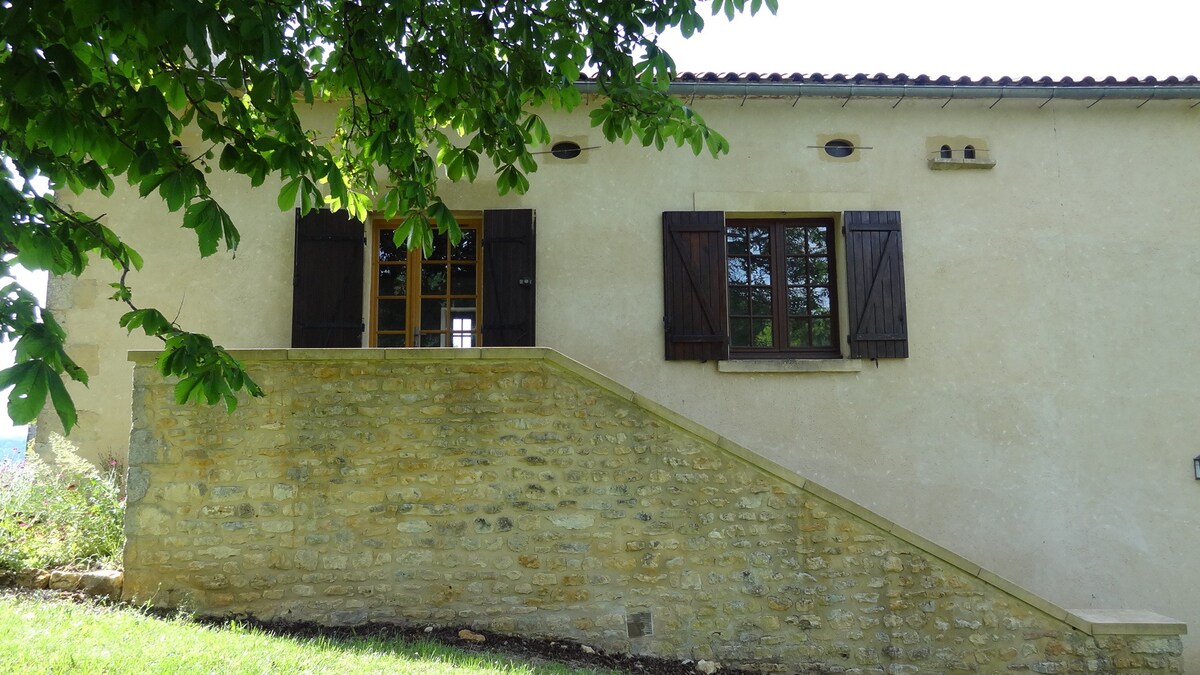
[42,94,1200,665]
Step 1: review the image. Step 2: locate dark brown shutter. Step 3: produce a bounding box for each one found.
[663,211,729,361]
[482,209,535,346]
[291,208,364,348]
[844,211,908,359]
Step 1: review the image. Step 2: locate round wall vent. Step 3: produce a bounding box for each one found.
[550,141,582,159]
[823,139,855,158]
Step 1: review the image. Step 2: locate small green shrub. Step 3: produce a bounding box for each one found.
[0,435,124,571]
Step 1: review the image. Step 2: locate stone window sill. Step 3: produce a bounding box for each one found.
[928,157,996,170]
[717,359,863,374]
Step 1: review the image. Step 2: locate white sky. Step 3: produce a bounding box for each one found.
[657,0,1199,79]
[0,265,46,438]
[3,1,1197,436]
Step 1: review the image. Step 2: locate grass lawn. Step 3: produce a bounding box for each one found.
[0,592,616,674]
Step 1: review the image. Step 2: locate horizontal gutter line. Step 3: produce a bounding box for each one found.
[575,81,1200,101]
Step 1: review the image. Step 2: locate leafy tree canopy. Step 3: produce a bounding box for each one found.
[0,0,776,432]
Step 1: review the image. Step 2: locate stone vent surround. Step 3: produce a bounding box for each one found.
[124,348,1186,673]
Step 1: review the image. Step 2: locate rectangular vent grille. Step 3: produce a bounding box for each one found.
[627,611,653,638]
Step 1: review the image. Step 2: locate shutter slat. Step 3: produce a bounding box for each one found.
[291,208,365,348]
[482,209,536,347]
[844,211,908,359]
[663,211,729,361]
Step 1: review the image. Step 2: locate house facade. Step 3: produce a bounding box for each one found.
[41,74,1200,665]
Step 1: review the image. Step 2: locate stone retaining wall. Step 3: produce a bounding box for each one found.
[124,348,1185,672]
[0,569,123,599]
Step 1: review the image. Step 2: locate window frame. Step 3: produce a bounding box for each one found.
[369,217,484,348]
[726,217,841,360]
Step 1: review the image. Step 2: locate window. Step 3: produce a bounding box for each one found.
[291,208,536,348]
[726,218,838,358]
[372,219,482,347]
[663,210,907,362]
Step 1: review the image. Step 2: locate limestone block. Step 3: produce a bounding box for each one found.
[48,570,83,590]
[80,570,124,598]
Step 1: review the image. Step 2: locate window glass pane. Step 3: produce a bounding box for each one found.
[785,228,805,255]
[422,265,447,294]
[729,287,749,315]
[451,229,477,261]
[811,288,831,315]
[421,298,447,330]
[788,318,811,347]
[748,228,770,255]
[810,257,829,285]
[377,299,406,331]
[750,257,771,285]
[787,287,808,316]
[812,318,832,347]
[730,317,751,346]
[378,265,406,297]
[751,318,773,347]
[449,300,476,348]
[379,229,405,262]
[807,227,828,256]
[750,287,772,316]
[428,232,448,261]
[726,229,748,256]
[450,264,476,295]
[786,257,807,285]
[419,332,445,347]
[377,333,406,347]
[727,257,748,285]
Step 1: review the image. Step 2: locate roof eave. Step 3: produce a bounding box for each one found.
[575,80,1200,101]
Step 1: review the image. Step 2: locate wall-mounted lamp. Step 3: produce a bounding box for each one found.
[1194,455,1200,480]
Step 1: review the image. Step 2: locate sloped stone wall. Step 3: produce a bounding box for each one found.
[124,348,1184,672]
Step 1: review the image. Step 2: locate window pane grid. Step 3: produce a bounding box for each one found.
[727,227,775,348]
[727,219,837,356]
[372,222,482,348]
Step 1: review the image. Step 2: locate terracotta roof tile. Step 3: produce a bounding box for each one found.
[582,72,1200,88]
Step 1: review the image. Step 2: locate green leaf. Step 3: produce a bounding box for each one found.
[182,199,238,256]
[119,308,174,336]
[174,377,203,405]
[46,370,77,433]
[4,361,48,426]
[219,145,240,171]
[278,177,301,211]
[429,201,459,241]
[160,171,194,212]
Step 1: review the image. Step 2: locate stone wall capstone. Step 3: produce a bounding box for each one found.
[124,348,1185,672]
